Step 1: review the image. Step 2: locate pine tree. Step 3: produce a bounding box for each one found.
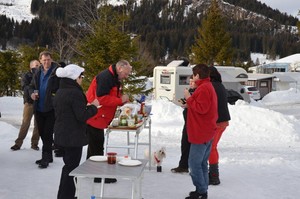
[30,0,44,15]
[191,0,233,66]
[0,51,20,96]
[77,5,151,97]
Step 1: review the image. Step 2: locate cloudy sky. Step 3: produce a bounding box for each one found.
[257,0,300,17]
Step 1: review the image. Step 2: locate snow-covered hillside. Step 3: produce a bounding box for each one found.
[0,0,35,22]
[0,0,137,22]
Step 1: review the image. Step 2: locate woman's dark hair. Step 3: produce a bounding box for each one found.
[209,66,222,82]
[192,64,209,79]
[59,61,66,68]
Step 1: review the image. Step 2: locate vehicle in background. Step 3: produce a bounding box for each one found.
[153,60,251,104]
[241,86,261,100]
[227,89,244,105]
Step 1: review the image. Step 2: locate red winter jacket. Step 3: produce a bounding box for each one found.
[86,65,124,129]
[186,77,218,144]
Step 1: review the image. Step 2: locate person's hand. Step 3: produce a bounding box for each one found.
[91,98,100,108]
[181,103,187,108]
[183,88,191,100]
[31,93,38,100]
[121,94,130,103]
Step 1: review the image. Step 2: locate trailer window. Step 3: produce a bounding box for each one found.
[160,75,171,84]
[179,75,190,85]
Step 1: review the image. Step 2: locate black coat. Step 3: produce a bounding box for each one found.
[30,62,60,112]
[21,71,34,104]
[211,81,231,123]
[53,78,97,147]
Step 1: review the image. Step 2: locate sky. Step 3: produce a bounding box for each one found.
[1,88,300,199]
[257,0,300,17]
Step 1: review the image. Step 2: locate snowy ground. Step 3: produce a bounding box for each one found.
[1,89,300,199]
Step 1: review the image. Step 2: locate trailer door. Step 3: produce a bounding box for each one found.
[154,68,175,100]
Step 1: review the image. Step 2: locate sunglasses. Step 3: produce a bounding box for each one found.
[79,72,84,79]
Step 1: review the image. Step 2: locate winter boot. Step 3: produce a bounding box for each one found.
[209,163,220,185]
[38,152,53,169]
[185,191,207,199]
[36,151,53,165]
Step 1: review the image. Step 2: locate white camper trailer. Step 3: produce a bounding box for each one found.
[153,61,250,102]
[153,60,192,101]
[215,66,250,102]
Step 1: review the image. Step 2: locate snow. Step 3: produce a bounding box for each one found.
[1,0,299,22]
[1,89,300,199]
[250,53,276,65]
[271,53,300,64]
[0,0,139,22]
[0,0,35,22]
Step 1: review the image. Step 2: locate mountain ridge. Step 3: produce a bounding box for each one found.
[0,0,299,63]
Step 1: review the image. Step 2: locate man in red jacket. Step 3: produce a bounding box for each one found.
[184,64,218,199]
[85,60,131,183]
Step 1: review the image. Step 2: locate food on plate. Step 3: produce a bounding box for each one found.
[124,107,132,116]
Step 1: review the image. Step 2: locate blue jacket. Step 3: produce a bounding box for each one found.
[30,62,60,112]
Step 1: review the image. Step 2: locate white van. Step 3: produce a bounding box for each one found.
[153,61,250,103]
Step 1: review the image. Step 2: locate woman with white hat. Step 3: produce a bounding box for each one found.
[54,64,99,199]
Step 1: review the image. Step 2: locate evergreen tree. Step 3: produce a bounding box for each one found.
[17,45,48,74]
[31,0,44,15]
[77,6,136,77]
[77,5,150,97]
[191,0,233,66]
[0,51,21,96]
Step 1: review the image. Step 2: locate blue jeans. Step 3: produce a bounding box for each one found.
[188,141,212,194]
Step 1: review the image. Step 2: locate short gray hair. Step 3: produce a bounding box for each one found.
[39,51,52,59]
[116,60,131,69]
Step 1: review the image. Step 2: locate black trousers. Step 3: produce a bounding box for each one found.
[178,124,190,169]
[57,147,82,199]
[35,110,55,156]
[86,125,104,159]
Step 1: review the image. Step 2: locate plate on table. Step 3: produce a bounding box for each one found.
[118,159,142,166]
[89,156,107,162]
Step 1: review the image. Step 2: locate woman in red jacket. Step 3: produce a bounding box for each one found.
[208,66,231,185]
[184,64,218,199]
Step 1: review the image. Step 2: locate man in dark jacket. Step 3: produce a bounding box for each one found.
[171,75,196,173]
[30,51,60,169]
[11,60,40,151]
[54,64,99,199]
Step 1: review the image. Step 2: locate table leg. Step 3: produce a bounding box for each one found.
[73,177,79,198]
[100,177,105,198]
[127,131,130,155]
[134,133,139,159]
[148,118,152,169]
[131,179,139,199]
[131,176,142,199]
[104,130,110,155]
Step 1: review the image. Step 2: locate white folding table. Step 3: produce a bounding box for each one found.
[70,159,148,199]
[104,117,152,169]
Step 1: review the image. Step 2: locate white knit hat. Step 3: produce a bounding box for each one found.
[56,64,84,80]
